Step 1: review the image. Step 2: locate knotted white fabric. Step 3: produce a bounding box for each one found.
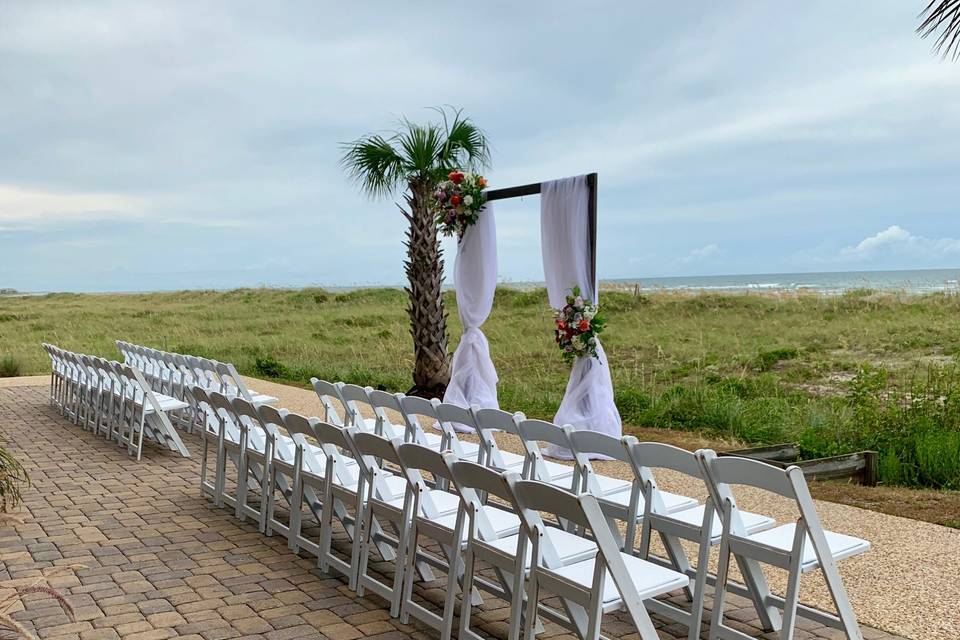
[541,176,622,458]
[443,203,499,428]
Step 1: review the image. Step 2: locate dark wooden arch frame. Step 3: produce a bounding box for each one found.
[483,172,598,290]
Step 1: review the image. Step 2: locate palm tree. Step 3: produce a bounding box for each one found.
[341,108,491,397]
[918,0,960,60]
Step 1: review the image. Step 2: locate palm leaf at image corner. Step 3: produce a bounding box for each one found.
[918,0,960,60]
[0,446,28,512]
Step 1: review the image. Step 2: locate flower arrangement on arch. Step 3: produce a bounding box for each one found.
[433,170,487,238]
[554,286,606,364]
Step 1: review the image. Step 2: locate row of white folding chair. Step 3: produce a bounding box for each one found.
[191,390,683,640]
[311,379,480,460]
[216,386,872,640]
[310,380,697,527]
[42,344,190,459]
[188,391,450,592]
[198,380,870,640]
[117,340,278,411]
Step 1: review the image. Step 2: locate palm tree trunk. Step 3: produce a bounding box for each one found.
[403,179,450,397]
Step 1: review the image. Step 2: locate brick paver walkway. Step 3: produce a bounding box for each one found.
[0,385,903,640]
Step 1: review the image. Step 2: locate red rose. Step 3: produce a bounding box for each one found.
[449,171,464,184]
[557,320,566,330]
[578,319,590,331]
[450,194,461,206]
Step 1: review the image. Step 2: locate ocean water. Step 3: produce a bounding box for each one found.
[605,268,960,295]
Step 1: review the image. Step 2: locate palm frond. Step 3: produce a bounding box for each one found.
[918,0,960,60]
[0,446,28,513]
[339,135,406,198]
[341,106,492,199]
[396,119,445,178]
[436,106,491,173]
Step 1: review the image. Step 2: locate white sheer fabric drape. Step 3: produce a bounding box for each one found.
[541,176,622,458]
[443,204,499,427]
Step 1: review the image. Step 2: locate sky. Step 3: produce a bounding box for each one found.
[2,1,959,292]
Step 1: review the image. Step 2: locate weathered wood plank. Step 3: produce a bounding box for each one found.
[720,446,880,486]
[720,442,800,463]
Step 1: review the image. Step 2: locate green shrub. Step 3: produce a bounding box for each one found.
[614,388,652,424]
[755,347,799,371]
[0,355,20,378]
[253,355,287,379]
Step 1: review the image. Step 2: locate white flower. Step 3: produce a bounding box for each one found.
[463,195,474,206]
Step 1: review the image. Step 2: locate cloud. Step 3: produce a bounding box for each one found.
[2,2,960,290]
[840,225,960,261]
[681,243,721,263]
[0,184,143,225]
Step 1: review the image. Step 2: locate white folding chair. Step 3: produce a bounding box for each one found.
[510,479,689,640]
[313,420,373,591]
[368,390,442,448]
[700,452,870,640]
[568,431,698,550]
[337,383,381,432]
[188,386,221,501]
[262,406,326,544]
[625,441,774,640]
[351,431,421,617]
[430,401,485,462]
[208,391,246,509]
[276,412,329,555]
[395,443,519,639]
[472,408,529,473]
[310,378,349,425]
[515,419,577,489]
[400,397,482,478]
[230,396,274,529]
[450,460,598,640]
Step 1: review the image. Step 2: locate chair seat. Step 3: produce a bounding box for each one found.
[433,504,521,540]
[147,394,189,412]
[537,459,574,481]
[416,431,444,449]
[550,553,689,603]
[387,488,460,516]
[456,440,482,458]
[485,527,598,567]
[490,450,527,471]
[590,473,633,496]
[335,472,407,500]
[601,487,699,515]
[745,523,870,572]
[356,417,379,432]
[667,504,776,541]
[249,392,278,406]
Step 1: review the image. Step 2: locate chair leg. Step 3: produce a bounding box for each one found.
[708,532,733,640]
[439,541,460,640]
[779,567,803,640]
[356,504,375,598]
[258,461,271,532]
[522,567,541,640]
[289,472,304,553]
[687,530,711,640]
[318,486,336,574]
[399,523,418,624]
[236,453,249,522]
[265,466,279,537]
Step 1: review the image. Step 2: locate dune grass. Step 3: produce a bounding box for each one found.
[2,286,960,488]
